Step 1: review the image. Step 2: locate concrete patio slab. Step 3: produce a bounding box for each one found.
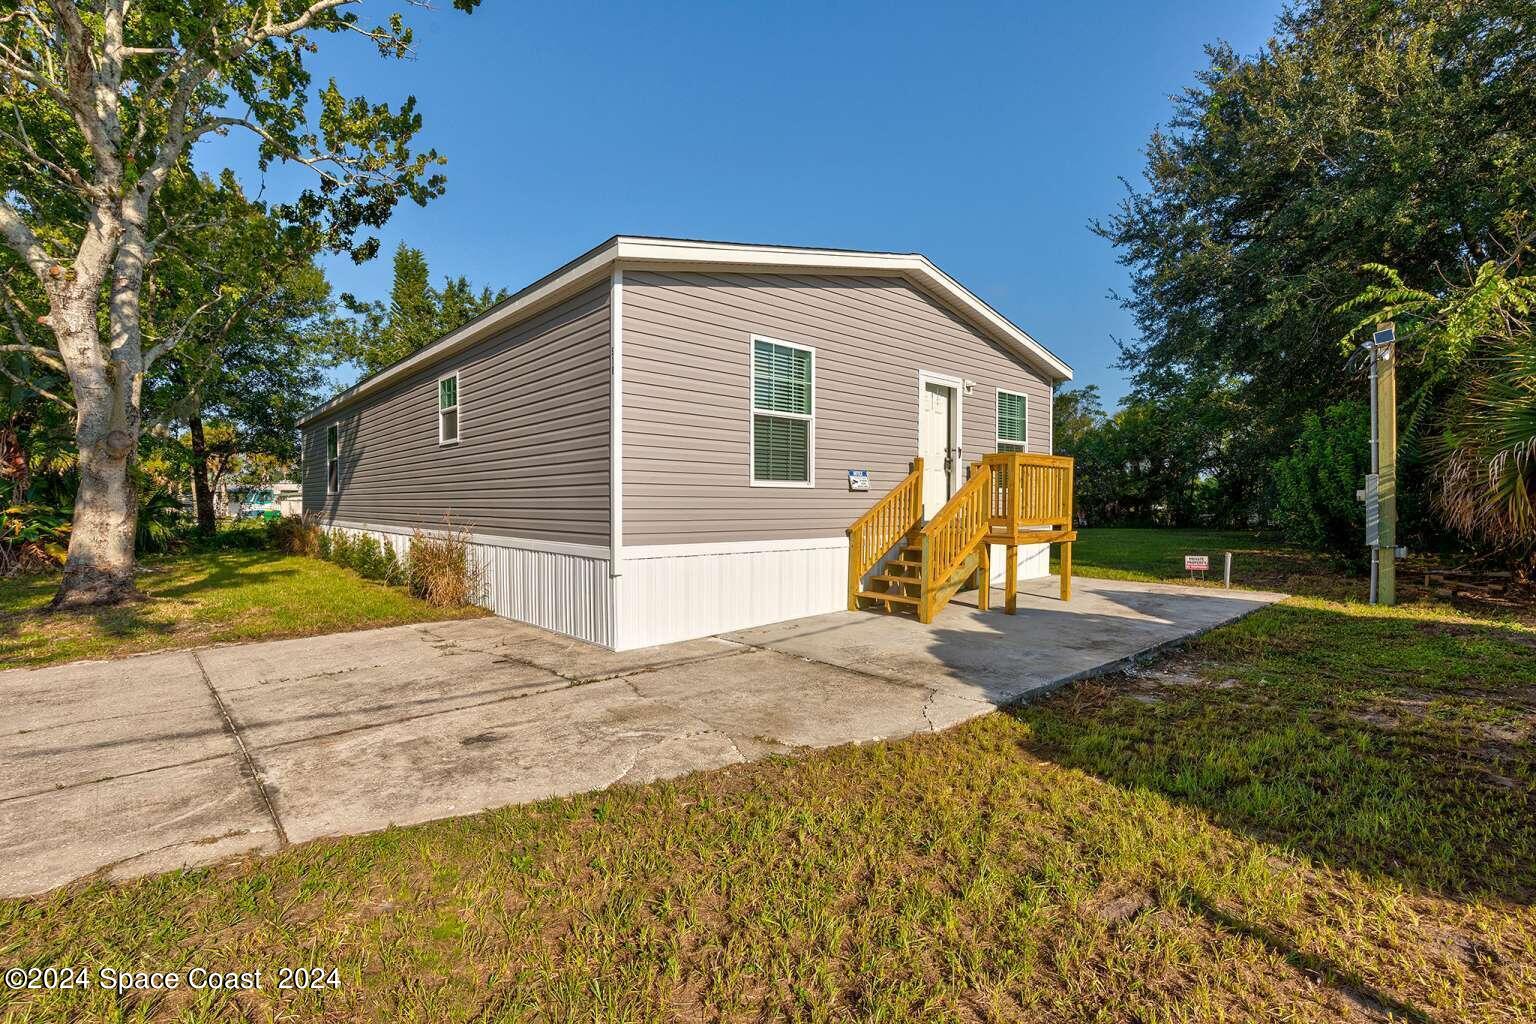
[257,677,746,844]
[0,575,1284,896]
[726,576,1286,707]
[0,650,229,795]
[0,754,279,897]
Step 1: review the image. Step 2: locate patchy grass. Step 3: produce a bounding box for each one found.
[0,549,484,670]
[1054,527,1364,598]
[1,532,1532,1022]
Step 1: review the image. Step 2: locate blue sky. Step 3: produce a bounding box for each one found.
[198,0,1283,405]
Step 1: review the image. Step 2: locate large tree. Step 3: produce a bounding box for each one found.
[1097,0,1536,526]
[338,241,507,375]
[142,172,336,534]
[0,0,477,608]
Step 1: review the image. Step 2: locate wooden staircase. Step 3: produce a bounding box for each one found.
[847,452,1076,623]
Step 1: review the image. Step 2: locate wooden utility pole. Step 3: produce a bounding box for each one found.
[1372,323,1398,605]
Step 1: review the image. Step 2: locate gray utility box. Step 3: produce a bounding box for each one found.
[1364,473,1380,547]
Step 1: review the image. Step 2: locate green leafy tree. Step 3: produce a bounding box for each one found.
[0,0,480,608]
[1097,0,1536,529]
[1272,401,1371,561]
[139,172,338,534]
[339,243,508,375]
[1051,384,1105,459]
[1064,384,1261,528]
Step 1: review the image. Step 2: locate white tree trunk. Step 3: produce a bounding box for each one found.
[49,277,141,608]
[58,424,138,607]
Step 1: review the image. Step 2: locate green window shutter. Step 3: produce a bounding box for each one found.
[753,340,812,415]
[997,391,1027,451]
[753,415,809,483]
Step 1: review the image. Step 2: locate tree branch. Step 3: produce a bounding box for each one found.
[0,361,74,411]
[0,198,59,280]
[0,344,67,372]
[247,0,360,48]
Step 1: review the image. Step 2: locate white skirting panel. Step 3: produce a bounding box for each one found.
[326,520,614,648]
[614,538,849,650]
[988,542,1050,585]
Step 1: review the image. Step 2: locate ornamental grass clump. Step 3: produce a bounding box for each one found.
[268,514,320,557]
[408,523,481,607]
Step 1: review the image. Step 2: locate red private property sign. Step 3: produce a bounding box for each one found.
[1185,555,1210,573]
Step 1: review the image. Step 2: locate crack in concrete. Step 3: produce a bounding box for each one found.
[253,679,581,753]
[920,690,941,733]
[192,651,289,849]
[0,750,235,806]
[2,698,221,739]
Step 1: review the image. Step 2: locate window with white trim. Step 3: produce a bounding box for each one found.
[750,336,814,485]
[326,424,339,493]
[438,372,460,445]
[996,389,1028,452]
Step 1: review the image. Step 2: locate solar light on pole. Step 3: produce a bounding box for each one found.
[1363,323,1397,605]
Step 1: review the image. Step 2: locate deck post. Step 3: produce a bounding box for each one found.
[975,542,990,611]
[846,529,859,611]
[1005,544,1018,614]
[918,534,934,624]
[1059,540,1072,602]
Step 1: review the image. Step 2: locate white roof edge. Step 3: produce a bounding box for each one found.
[299,236,1072,426]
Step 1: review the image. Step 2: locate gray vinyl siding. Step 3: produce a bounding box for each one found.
[621,271,1054,545]
[302,283,610,544]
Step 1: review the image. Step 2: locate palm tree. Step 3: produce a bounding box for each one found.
[1342,225,1536,565]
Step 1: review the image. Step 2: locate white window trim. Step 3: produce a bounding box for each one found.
[437,370,461,446]
[995,387,1029,452]
[326,422,340,494]
[748,334,815,488]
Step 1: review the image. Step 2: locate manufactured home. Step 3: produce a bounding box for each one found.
[299,237,1076,650]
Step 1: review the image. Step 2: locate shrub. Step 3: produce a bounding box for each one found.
[351,533,386,581]
[195,519,272,551]
[408,523,481,607]
[378,542,407,586]
[136,486,188,554]
[1272,400,1370,563]
[0,501,70,574]
[316,527,333,560]
[327,528,356,570]
[268,514,320,556]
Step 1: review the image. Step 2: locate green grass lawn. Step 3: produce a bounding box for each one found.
[0,547,484,670]
[1,530,1531,1022]
[1054,527,1369,599]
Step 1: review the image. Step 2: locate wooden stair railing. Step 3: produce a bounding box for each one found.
[982,452,1077,609]
[846,452,1078,622]
[916,461,995,623]
[846,458,924,611]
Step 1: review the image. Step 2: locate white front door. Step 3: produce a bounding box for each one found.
[920,380,956,518]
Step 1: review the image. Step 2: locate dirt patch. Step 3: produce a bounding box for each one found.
[1088,887,1152,924]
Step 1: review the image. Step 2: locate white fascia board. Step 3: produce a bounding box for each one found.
[300,236,1072,425]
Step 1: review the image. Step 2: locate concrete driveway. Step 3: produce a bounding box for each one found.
[0,576,1283,897]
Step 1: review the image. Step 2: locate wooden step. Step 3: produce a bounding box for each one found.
[869,573,921,587]
[887,557,923,569]
[856,589,920,606]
